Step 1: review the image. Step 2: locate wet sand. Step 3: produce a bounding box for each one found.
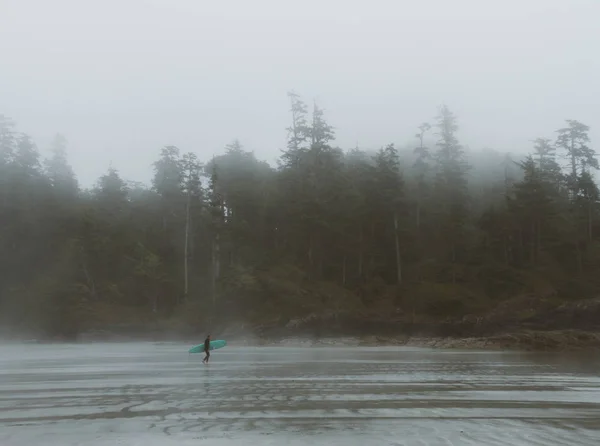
[1,343,599,445]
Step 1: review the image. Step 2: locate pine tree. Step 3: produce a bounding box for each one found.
[45,134,79,200]
[433,105,470,283]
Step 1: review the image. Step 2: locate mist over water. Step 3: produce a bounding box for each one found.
[1,343,599,445]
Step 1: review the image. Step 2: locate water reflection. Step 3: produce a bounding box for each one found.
[0,343,599,445]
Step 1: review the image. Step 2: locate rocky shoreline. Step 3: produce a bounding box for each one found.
[254,330,600,351]
[412,330,600,351]
[5,296,600,351]
[5,330,600,352]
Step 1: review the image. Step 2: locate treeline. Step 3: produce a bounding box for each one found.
[0,94,599,338]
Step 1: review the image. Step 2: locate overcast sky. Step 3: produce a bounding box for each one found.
[1,0,599,186]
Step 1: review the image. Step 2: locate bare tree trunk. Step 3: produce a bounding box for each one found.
[530,221,536,266]
[517,228,523,263]
[393,211,402,284]
[369,222,376,274]
[211,240,216,306]
[536,219,541,263]
[575,239,583,273]
[308,233,314,274]
[415,202,423,282]
[81,261,96,300]
[573,213,583,273]
[189,213,195,259]
[215,231,220,281]
[212,233,220,308]
[571,138,577,179]
[78,243,97,300]
[183,193,190,302]
[262,188,270,247]
[451,244,456,284]
[588,199,593,242]
[358,225,363,279]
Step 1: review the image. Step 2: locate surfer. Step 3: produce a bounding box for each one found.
[202,334,211,364]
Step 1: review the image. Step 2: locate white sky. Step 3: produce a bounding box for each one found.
[1,0,599,186]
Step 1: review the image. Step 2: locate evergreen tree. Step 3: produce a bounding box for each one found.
[433,105,470,283]
[45,134,79,200]
[0,101,599,339]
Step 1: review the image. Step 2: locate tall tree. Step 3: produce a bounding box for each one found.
[556,120,596,193]
[207,161,223,307]
[181,152,203,300]
[45,134,79,200]
[95,165,128,212]
[0,114,15,166]
[433,105,470,283]
[532,137,562,189]
[286,91,309,153]
[413,122,432,232]
[0,115,16,210]
[555,121,598,271]
[374,143,404,284]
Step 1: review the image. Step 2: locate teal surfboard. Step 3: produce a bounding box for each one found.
[188,339,227,354]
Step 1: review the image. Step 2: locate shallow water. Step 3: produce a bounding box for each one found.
[1,343,599,445]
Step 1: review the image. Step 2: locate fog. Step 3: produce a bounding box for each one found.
[1,0,599,186]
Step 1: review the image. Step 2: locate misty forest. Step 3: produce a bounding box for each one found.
[1,92,599,339]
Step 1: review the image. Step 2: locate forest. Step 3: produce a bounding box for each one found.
[1,92,599,340]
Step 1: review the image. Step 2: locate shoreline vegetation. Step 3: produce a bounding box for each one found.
[265,331,600,351]
[6,330,600,352]
[2,95,600,348]
[7,295,600,351]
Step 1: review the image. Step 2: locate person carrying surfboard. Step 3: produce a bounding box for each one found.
[202,334,211,364]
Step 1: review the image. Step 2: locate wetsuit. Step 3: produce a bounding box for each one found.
[203,338,210,363]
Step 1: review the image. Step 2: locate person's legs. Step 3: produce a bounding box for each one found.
[203,350,210,363]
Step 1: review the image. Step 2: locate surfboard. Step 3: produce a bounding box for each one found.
[188,339,227,354]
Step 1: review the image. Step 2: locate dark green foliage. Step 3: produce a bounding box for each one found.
[1,97,599,338]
